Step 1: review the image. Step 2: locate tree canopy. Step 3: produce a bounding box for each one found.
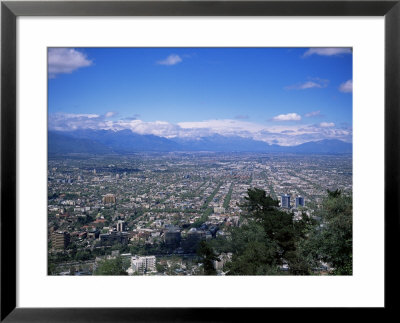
[93,256,128,275]
[308,189,352,274]
[197,240,220,275]
[203,187,352,276]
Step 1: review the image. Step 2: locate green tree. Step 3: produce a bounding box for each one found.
[242,189,306,270]
[77,214,93,225]
[287,212,320,275]
[69,266,76,275]
[75,250,91,261]
[93,256,128,275]
[156,263,166,273]
[312,189,352,275]
[225,188,316,275]
[223,221,280,275]
[48,261,56,275]
[197,240,220,275]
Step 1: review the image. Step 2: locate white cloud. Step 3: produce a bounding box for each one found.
[300,81,323,89]
[116,120,181,138]
[49,113,101,131]
[305,110,321,117]
[303,48,352,57]
[272,113,302,121]
[48,112,119,131]
[49,114,351,146]
[156,54,182,66]
[177,119,267,138]
[105,111,116,118]
[285,78,329,90]
[65,114,99,118]
[48,48,92,78]
[339,80,353,93]
[320,122,335,128]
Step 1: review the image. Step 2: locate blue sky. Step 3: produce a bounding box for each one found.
[48,47,352,146]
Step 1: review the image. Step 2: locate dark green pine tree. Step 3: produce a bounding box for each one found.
[314,189,353,275]
[197,240,220,275]
[224,188,313,275]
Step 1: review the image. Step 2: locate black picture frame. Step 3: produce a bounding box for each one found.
[1,0,399,321]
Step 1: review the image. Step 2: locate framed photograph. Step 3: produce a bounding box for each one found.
[1,0,398,321]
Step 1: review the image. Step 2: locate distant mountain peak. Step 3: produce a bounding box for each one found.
[48,130,352,155]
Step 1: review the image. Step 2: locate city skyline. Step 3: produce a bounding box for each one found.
[48,47,352,146]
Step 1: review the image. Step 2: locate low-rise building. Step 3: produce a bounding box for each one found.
[99,231,129,246]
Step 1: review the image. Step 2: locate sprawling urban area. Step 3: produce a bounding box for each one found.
[48,152,352,276]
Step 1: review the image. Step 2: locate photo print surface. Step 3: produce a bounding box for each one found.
[48,48,352,276]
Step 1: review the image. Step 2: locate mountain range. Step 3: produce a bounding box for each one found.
[48,129,352,155]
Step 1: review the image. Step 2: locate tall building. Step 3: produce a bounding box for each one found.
[295,196,305,208]
[116,220,125,232]
[102,194,116,204]
[181,228,206,253]
[51,231,70,250]
[280,194,291,208]
[164,227,181,249]
[130,255,156,274]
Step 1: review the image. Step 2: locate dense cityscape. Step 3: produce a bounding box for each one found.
[48,152,352,276]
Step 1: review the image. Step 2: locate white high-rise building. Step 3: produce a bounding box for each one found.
[129,255,156,274]
[116,220,125,232]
